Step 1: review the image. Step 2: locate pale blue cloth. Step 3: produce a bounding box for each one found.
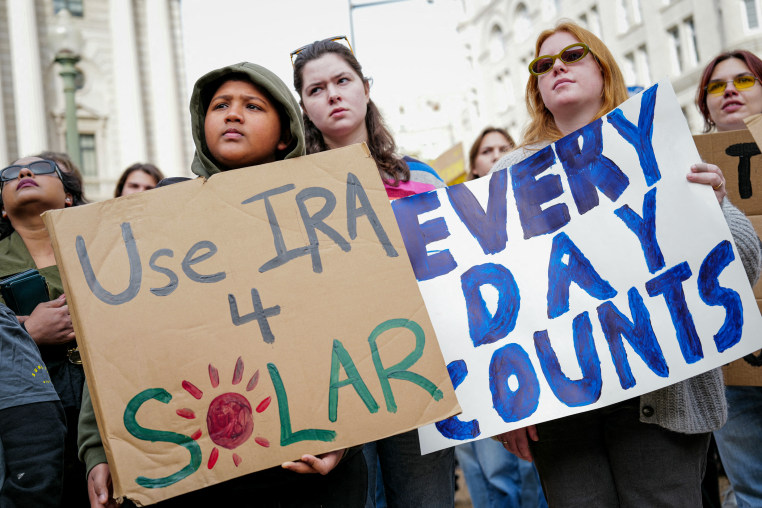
[714,385,762,508]
[456,438,547,508]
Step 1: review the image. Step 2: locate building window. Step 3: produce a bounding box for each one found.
[495,74,509,112]
[631,0,642,24]
[617,0,629,32]
[623,53,637,86]
[79,134,97,177]
[541,0,558,18]
[743,0,760,30]
[489,25,505,62]
[667,26,682,73]
[637,45,651,85]
[514,4,531,41]
[590,5,602,37]
[504,72,516,107]
[684,17,699,67]
[579,13,588,29]
[53,0,83,17]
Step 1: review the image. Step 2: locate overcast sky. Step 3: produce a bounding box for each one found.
[180,0,469,121]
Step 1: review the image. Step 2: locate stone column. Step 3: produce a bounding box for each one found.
[109,0,148,172]
[7,0,48,156]
[0,63,9,164]
[144,0,184,174]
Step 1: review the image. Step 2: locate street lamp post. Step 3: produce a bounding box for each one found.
[55,49,81,167]
[51,9,83,167]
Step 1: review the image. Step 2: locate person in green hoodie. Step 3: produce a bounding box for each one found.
[78,62,366,507]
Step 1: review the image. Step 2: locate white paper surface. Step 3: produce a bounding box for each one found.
[394,81,762,453]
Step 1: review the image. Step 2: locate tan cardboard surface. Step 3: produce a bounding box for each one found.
[430,143,466,185]
[723,350,762,386]
[694,130,762,386]
[694,130,762,214]
[43,144,460,505]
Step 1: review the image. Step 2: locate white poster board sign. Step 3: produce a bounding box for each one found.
[395,81,762,453]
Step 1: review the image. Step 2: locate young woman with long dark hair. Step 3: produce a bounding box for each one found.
[293,38,453,508]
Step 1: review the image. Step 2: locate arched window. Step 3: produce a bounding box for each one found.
[489,25,505,61]
[743,0,760,30]
[514,4,531,41]
[54,0,83,16]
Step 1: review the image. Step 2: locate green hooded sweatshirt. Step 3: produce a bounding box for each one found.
[189,61,305,178]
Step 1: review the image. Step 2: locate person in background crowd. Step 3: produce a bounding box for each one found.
[0,156,87,505]
[0,301,66,507]
[492,21,761,507]
[454,125,547,508]
[37,151,88,204]
[80,61,365,508]
[114,163,164,197]
[467,127,514,180]
[293,37,453,508]
[696,49,762,508]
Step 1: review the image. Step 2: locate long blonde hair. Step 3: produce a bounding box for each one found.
[522,21,628,146]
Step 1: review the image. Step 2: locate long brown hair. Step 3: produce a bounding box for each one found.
[523,21,628,146]
[467,127,515,180]
[36,151,88,204]
[696,50,762,133]
[292,39,410,185]
[114,163,164,198]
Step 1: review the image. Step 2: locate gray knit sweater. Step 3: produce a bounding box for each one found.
[492,144,762,434]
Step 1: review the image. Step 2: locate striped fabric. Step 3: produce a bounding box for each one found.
[383,156,445,200]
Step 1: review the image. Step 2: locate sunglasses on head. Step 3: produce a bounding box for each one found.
[290,35,354,67]
[0,160,63,188]
[705,75,759,95]
[529,43,591,76]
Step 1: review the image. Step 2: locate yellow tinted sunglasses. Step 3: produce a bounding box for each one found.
[529,43,591,76]
[705,75,759,95]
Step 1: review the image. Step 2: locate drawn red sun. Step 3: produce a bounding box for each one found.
[176,356,271,469]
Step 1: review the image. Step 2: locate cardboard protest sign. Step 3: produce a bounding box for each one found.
[43,144,460,505]
[396,80,762,454]
[430,143,466,185]
[694,127,762,386]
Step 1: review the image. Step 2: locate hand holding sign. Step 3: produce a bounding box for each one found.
[687,162,727,203]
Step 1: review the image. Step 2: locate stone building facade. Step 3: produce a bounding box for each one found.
[0,0,191,200]
[457,0,762,143]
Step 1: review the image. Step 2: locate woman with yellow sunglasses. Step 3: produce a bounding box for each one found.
[492,21,761,507]
[698,50,762,133]
[696,50,762,508]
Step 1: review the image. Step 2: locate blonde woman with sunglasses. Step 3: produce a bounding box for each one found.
[696,50,762,508]
[292,37,452,508]
[491,21,761,507]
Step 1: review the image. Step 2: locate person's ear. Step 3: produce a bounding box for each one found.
[64,194,73,207]
[364,80,370,103]
[277,139,289,151]
[299,100,311,122]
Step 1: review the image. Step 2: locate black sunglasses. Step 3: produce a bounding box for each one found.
[0,160,63,188]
